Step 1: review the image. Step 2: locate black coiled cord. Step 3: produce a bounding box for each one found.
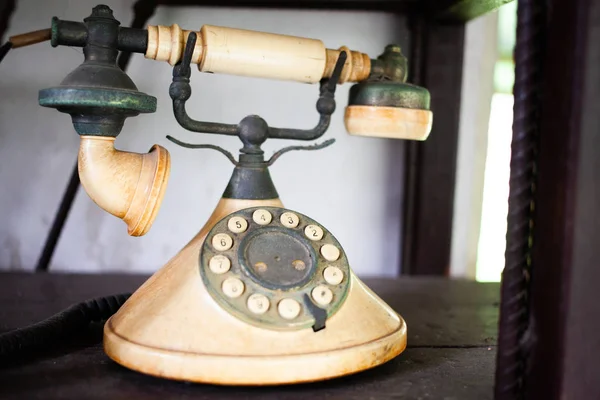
[0,293,130,363]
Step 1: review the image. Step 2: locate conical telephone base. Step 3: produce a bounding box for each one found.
[104,197,407,385]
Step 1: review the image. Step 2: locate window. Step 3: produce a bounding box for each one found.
[476,2,517,282]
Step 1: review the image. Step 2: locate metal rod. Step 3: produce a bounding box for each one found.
[494,0,546,397]
[166,135,239,165]
[0,0,16,44]
[35,161,80,272]
[9,28,51,48]
[0,41,11,63]
[267,138,335,165]
[117,0,157,70]
[401,15,426,275]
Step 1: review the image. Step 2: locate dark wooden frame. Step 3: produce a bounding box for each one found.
[522,0,600,398]
[402,17,465,276]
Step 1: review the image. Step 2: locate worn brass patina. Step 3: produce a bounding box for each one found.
[348,45,431,111]
[38,5,155,137]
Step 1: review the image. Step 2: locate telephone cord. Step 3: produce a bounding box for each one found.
[0,293,130,364]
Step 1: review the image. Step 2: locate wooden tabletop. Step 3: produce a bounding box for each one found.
[0,272,500,399]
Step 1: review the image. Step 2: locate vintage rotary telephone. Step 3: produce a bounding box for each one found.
[2,5,432,385]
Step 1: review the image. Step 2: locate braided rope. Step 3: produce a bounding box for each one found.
[494,0,545,398]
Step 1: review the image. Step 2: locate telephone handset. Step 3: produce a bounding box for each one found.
[200,206,350,332]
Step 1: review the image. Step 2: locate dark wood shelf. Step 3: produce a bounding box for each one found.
[151,0,512,22]
[0,272,500,399]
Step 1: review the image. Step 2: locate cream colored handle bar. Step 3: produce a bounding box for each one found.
[145,24,371,84]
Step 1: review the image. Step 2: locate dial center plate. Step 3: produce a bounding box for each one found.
[243,230,315,288]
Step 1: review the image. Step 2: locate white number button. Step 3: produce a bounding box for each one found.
[311,285,334,306]
[304,225,324,241]
[320,244,340,261]
[247,293,270,314]
[280,212,300,228]
[253,209,272,225]
[323,266,344,285]
[222,277,244,298]
[212,233,233,251]
[278,298,301,320]
[209,255,231,274]
[227,216,248,233]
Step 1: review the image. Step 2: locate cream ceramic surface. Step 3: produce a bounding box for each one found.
[104,197,407,385]
[145,24,371,84]
[78,136,170,237]
[345,105,433,141]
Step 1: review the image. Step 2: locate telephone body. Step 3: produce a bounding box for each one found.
[19,4,433,385]
[104,199,406,384]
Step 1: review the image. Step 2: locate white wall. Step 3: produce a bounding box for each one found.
[0,0,409,276]
[450,11,498,279]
